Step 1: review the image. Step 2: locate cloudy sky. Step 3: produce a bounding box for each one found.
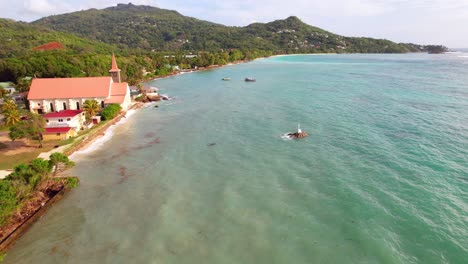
[1,0,467,47]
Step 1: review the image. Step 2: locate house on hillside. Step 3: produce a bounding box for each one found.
[129,86,141,98]
[4,87,16,94]
[142,86,158,94]
[0,82,15,94]
[11,92,28,108]
[42,110,85,140]
[27,54,131,114]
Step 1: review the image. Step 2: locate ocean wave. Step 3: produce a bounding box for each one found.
[70,109,138,160]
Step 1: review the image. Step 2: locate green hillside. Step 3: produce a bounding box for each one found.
[32,3,430,53]
[0,3,448,83]
[0,18,115,58]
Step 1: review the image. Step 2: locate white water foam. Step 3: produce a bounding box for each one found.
[281,133,294,140]
[70,109,138,160]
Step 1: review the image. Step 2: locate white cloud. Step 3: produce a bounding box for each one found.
[23,0,56,15]
[21,0,78,17]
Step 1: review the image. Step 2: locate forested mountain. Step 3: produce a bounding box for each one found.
[0,18,115,58]
[0,18,153,82]
[33,3,428,53]
[0,3,447,83]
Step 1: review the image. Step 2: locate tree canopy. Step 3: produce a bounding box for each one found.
[1,98,21,126]
[83,99,100,123]
[9,113,46,147]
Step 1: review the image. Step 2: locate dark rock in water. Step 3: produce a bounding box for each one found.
[208,143,216,146]
[295,131,309,138]
[147,94,161,102]
[154,105,159,108]
[288,131,309,139]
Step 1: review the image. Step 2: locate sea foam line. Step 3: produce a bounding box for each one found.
[69,109,138,160]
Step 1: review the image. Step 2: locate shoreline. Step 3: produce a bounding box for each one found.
[0,103,144,256]
[148,59,252,81]
[0,184,69,254]
[0,56,255,256]
[64,102,144,159]
[1,55,278,255]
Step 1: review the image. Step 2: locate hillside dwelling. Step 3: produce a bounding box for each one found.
[27,54,131,114]
[129,86,141,97]
[4,87,16,94]
[12,92,27,106]
[42,110,85,140]
[142,86,158,94]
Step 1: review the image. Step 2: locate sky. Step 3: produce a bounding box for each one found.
[0,0,467,48]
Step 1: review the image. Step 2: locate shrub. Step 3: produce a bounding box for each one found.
[64,177,79,189]
[100,104,122,120]
[0,180,18,226]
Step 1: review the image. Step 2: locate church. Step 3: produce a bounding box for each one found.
[27,54,131,114]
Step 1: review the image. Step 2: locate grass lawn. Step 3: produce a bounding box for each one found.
[0,139,73,170]
[0,120,109,170]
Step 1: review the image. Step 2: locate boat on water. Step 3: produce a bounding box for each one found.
[282,124,309,140]
[244,78,256,82]
[222,77,231,81]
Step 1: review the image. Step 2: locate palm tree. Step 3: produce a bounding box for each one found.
[4,109,21,126]
[1,99,21,126]
[1,98,17,113]
[83,100,100,123]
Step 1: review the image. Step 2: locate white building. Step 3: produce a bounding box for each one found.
[27,54,131,114]
[42,110,86,140]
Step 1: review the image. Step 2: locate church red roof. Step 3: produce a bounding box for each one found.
[109,53,120,72]
[28,77,112,100]
[105,82,128,104]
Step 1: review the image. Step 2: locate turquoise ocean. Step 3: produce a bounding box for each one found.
[4,54,468,263]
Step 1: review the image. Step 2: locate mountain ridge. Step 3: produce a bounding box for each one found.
[32,3,439,53]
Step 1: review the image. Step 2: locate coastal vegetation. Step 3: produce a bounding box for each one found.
[82,100,101,123]
[0,153,75,226]
[8,113,45,148]
[0,153,77,258]
[100,104,122,121]
[426,45,449,54]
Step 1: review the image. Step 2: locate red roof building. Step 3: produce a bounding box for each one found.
[42,110,86,141]
[43,110,83,118]
[44,127,72,133]
[28,55,131,114]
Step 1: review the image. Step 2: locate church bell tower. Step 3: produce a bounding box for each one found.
[109,53,121,83]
